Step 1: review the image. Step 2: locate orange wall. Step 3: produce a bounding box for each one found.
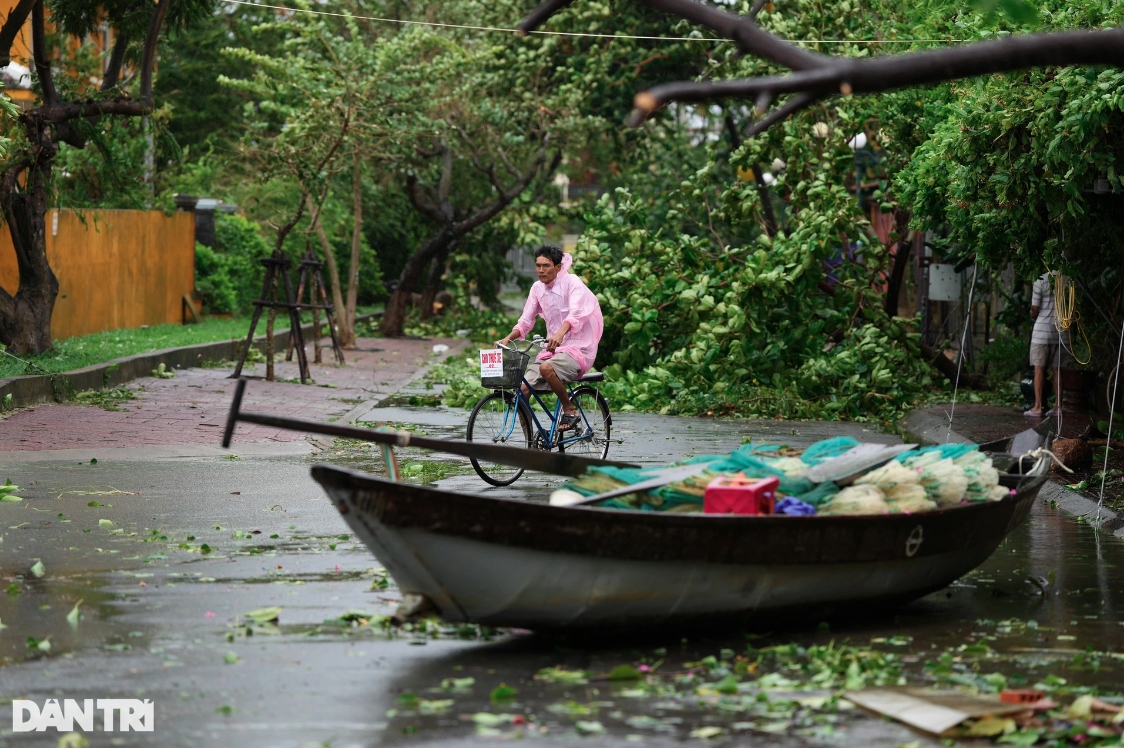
[1,0,116,105]
[0,209,195,340]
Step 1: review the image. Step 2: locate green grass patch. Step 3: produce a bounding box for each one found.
[0,306,382,379]
[0,317,251,378]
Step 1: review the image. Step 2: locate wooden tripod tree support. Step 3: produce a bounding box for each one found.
[286,247,345,367]
[230,250,310,383]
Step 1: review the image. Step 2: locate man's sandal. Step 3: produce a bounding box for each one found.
[558,413,581,431]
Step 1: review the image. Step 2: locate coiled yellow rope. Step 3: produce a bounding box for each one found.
[1048,268,1092,366]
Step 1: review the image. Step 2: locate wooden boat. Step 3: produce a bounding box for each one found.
[310,423,1053,630]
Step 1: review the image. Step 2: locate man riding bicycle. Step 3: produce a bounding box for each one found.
[496,244,603,432]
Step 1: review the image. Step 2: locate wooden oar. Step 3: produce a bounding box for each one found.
[222,378,638,478]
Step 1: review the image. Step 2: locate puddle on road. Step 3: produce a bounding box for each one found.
[0,573,158,667]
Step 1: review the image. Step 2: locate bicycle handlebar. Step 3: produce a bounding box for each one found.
[495,335,547,351]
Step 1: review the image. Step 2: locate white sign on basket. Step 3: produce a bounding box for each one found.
[480,349,504,378]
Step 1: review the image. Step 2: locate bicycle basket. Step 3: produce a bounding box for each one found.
[482,347,533,389]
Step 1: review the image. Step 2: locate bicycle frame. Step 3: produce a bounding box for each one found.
[494,377,595,448]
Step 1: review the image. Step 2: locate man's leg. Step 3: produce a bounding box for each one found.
[521,361,542,400]
[1033,365,1045,413]
[538,361,576,417]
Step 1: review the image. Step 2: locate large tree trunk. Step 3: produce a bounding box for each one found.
[342,160,363,348]
[0,145,59,355]
[419,241,454,321]
[380,232,449,337]
[883,236,914,318]
[386,147,559,337]
[881,211,914,318]
[0,0,169,355]
[920,341,985,389]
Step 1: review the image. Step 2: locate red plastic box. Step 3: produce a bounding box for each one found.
[703,474,779,515]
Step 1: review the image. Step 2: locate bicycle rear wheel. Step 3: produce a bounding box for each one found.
[559,386,611,460]
[467,391,532,486]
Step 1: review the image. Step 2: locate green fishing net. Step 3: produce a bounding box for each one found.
[562,436,857,512]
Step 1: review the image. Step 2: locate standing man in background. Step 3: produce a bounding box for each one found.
[1025,271,1069,418]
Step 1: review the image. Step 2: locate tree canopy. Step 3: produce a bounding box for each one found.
[7,0,1124,418]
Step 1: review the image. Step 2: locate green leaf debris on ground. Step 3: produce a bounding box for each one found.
[241,607,282,624]
[73,386,140,411]
[1,478,22,501]
[608,664,642,681]
[374,619,1124,745]
[490,683,517,702]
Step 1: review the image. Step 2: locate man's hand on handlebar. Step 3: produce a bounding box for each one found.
[545,329,566,353]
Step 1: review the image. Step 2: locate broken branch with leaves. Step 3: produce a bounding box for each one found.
[519,0,1124,136]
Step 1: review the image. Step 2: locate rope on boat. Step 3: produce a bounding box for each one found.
[945,264,979,443]
[1095,313,1124,525]
[1023,447,1073,475]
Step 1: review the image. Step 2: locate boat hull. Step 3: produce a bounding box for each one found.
[311,454,1049,629]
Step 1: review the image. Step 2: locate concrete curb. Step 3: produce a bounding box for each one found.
[903,407,1124,539]
[1038,481,1124,538]
[899,409,975,446]
[0,313,378,411]
[0,441,314,463]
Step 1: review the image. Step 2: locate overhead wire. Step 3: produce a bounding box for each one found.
[945,264,979,443]
[220,0,965,44]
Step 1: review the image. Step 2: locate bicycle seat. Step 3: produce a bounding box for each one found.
[578,371,604,383]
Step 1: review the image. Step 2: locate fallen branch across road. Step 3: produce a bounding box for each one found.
[518,0,1124,136]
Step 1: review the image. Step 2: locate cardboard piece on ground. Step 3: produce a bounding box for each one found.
[844,688,1031,735]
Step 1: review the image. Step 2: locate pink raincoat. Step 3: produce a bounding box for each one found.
[511,253,603,375]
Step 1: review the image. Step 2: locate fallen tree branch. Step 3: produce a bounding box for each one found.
[741,90,817,139]
[0,0,35,68]
[920,342,985,389]
[36,100,147,123]
[519,0,1124,138]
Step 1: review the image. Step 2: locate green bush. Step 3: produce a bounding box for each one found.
[194,243,240,314]
[194,214,272,314]
[574,186,934,423]
[978,329,1029,385]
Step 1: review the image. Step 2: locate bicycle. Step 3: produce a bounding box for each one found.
[466,336,612,486]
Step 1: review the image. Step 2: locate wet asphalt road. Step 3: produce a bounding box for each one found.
[1,406,1122,747]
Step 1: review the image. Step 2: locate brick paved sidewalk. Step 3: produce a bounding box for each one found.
[0,336,467,453]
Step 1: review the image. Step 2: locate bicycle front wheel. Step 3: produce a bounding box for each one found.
[467,391,532,486]
[560,386,611,460]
